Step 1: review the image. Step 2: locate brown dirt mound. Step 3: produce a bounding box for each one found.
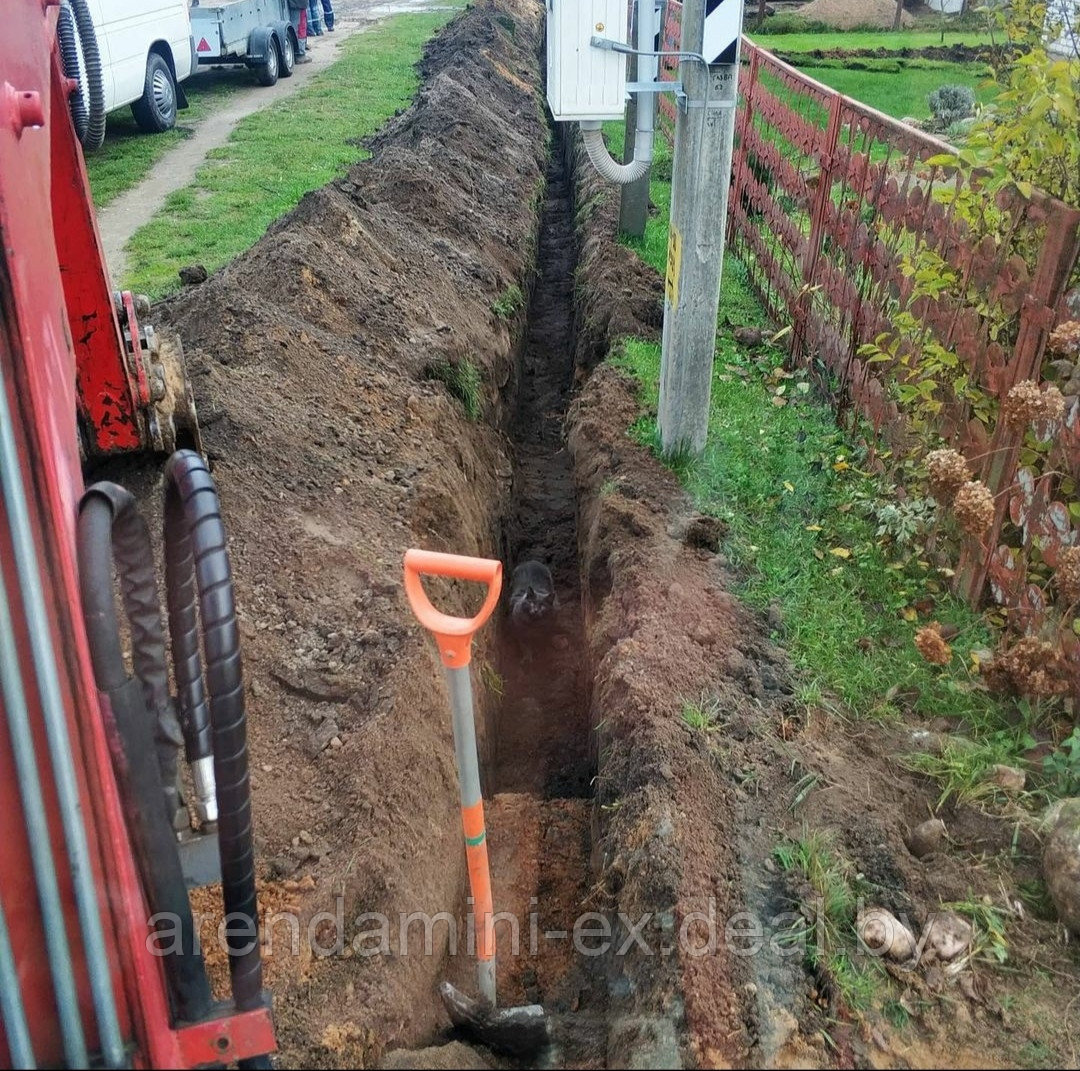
[797,0,914,30]
[123,1,549,1062]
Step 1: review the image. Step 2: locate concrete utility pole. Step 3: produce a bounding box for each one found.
[618,1,659,238]
[658,0,743,457]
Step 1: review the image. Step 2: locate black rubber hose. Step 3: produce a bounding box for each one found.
[68,0,105,151]
[164,450,263,1012]
[57,3,89,143]
[76,488,214,1024]
[165,494,213,766]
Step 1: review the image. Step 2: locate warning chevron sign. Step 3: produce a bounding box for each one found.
[703,0,742,64]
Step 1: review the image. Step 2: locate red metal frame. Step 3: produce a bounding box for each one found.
[0,3,274,1064]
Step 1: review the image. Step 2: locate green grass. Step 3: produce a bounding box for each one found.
[492,284,525,319]
[85,76,241,207]
[681,694,723,732]
[794,58,994,120]
[605,149,1013,732]
[751,30,996,53]
[122,5,464,297]
[899,730,1034,808]
[611,324,1006,729]
[423,356,483,421]
[773,828,881,1012]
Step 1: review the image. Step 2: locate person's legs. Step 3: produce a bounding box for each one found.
[289,7,306,55]
[321,0,335,30]
[308,0,323,34]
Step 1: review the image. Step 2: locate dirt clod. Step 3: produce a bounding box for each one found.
[906,817,947,859]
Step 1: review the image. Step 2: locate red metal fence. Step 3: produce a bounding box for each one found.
[652,4,1080,654]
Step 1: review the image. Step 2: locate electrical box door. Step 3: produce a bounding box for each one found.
[546,0,629,122]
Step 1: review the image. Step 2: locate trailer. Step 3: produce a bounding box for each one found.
[190,0,297,87]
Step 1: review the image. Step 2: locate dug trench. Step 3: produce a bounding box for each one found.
[99,0,1080,1067]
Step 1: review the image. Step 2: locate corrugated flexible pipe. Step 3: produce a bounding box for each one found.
[68,0,105,150]
[57,2,89,143]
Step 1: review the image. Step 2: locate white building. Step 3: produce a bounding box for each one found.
[1046,0,1079,57]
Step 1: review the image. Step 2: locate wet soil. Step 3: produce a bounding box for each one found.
[773,43,1016,64]
[97,0,1080,1066]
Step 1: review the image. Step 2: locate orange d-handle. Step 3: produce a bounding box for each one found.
[403,549,503,669]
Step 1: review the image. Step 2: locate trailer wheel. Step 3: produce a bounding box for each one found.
[279,31,296,78]
[132,52,178,133]
[256,38,280,87]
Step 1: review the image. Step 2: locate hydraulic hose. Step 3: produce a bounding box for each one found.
[57,2,89,143]
[68,0,105,150]
[164,450,264,1013]
[79,483,186,818]
[77,485,214,1025]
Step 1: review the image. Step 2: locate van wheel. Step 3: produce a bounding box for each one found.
[257,38,280,87]
[132,53,177,133]
[279,31,295,78]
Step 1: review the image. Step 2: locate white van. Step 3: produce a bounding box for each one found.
[80,1,197,133]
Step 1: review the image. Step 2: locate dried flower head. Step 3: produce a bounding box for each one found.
[982,636,1070,698]
[1048,319,1080,358]
[952,480,995,538]
[925,448,970,504]
[915,622,952,666]
[1056,546,1080,605]
[1003,380,1065,429]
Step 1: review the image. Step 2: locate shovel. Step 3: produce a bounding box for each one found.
[403,549,550,1058]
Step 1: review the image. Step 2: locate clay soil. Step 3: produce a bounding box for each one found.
[96,0,1080,1066]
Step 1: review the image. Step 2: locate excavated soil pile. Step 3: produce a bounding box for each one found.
[146,1,548,1062]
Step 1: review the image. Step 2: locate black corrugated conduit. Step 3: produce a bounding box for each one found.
[57,2,88,143]
[163,450,265,1021]
[66,0,105,150]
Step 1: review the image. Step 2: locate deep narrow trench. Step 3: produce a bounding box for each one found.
[445,134,607,1066]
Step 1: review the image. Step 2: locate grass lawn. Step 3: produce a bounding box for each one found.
[85,75,241,208]
[796,57,994,120]
[123,4,465,298]
[750,29,996,52]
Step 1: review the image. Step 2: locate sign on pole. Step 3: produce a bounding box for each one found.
[703,0,742,64]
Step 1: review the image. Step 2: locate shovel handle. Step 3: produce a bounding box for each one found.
[403,549,503,668]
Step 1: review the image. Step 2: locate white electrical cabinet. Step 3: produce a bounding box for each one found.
[546,0,629,122]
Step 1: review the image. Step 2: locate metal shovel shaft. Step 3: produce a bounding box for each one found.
[446,665,497,1006]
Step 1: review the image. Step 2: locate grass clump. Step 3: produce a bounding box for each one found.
[943,896,1011,964]
[681,694,723,732]
[899,728,1033,808]
[773,828,880,1011]
[122,5,465,297]
[492,284,525,319]
[423,357,483,421]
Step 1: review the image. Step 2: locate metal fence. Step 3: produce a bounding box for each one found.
[653,3,1080,654]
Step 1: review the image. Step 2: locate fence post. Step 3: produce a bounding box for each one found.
[729,43,759,268]
[956,205,1080,606]
[792,94,842,370]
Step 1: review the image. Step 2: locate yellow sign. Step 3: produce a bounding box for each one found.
[665,226,681,309]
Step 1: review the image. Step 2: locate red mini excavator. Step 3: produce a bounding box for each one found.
[1,1,276,1066]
